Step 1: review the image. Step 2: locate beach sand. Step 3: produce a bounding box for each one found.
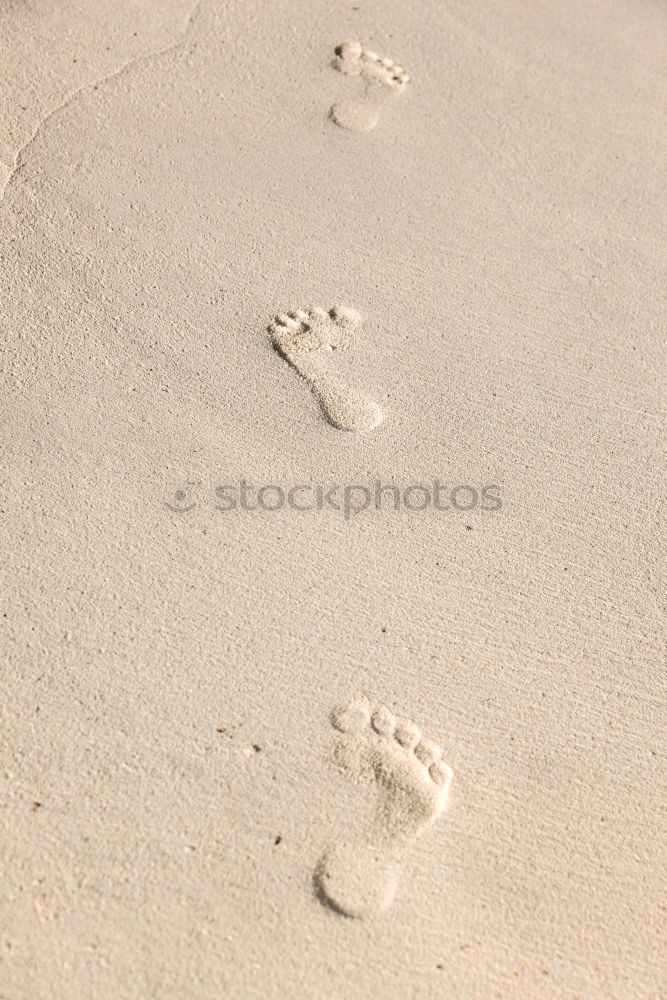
[1,1,665,997]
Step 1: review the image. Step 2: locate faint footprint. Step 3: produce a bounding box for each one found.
[330,40,410,132]
[269,306,383,432]
[315,698,453,918]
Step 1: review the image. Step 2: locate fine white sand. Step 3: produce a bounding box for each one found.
[1,1,665,997]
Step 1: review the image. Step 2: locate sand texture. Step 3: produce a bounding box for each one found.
[1,0,665,997]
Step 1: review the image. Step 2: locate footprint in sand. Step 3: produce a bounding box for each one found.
[330,40,410,132]
[269,306,383,432]
[315,698,453,918]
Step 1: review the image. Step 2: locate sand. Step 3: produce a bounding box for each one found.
[1,0,665,997]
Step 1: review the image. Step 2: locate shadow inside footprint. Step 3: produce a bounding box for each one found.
[269,305,384,432]
[315,698,453,918]
[330,40,410,132]
[314,840,399,918]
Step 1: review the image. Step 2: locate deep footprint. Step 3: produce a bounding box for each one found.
[269,306,384,432]
[315,698,453,918]
[330,40,410,132]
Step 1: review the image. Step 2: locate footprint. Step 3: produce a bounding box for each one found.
[269,306,384,432]
[330,40,410,132]
[314,698,453,918]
